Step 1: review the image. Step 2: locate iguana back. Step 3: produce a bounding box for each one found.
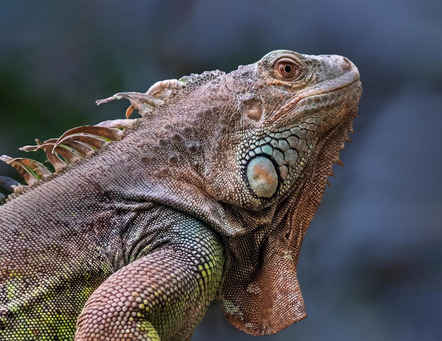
[0,170,113,336]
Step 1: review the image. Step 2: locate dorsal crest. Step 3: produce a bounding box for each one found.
[0,119,135,189]
[0,76,189,193]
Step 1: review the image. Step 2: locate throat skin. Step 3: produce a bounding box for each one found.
[219,113,356,335]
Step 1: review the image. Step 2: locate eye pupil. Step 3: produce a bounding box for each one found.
[276,60,299,79]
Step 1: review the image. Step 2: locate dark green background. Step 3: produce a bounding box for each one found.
[0,1,441,340]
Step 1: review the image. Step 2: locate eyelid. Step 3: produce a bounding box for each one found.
[273,57,300,68]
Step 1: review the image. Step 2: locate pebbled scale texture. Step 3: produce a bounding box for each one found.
[76,213,224,341]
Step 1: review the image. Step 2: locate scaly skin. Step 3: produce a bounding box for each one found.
[0,50,361,340]
[76,214,224,341]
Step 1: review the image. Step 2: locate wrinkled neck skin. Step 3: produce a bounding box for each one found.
[217,110,357,336]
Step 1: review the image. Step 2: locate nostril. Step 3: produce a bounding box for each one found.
[342,57,352,70]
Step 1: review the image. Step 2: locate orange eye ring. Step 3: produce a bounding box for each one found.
[275,59,301,80]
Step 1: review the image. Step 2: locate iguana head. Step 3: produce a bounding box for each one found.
[196,50,361,210]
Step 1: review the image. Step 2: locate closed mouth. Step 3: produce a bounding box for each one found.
[271,72,360,124]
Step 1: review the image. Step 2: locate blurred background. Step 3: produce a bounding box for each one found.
[0,0,440,340]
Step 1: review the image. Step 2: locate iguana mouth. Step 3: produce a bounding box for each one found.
[298,76,361,104]
[271,70,360,124]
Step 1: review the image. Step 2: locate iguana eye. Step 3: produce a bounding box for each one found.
[276,59,301,80]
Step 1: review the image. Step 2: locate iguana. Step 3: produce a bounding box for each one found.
[0,50,362,340]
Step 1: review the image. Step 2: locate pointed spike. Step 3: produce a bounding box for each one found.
[349,126,355,134]
[0,156,39,185]
[12,119,131,180]
[57,134,107,150]
[45,151,66,172]
[336,158,344,167]
[95,119,136,130]
[19,159,52,179]
[57,144,86,158]
[22,142,66,172]
[146,79,185,99]
[20,145,38,152]
[98,79,184,118]
[25,142,53,151]
[0,155,13,164]
[330,170,335,177]
[21,139,58,152]
[33,144,67,172]
[96,92,163,118]
[326,180,331,187]
[110,92,163,107]
[345,137,352,143]
[125,105,135,118]
[55,126,123,146]
[95,93,124,106]
[61,140,95,157]
[53,126,121,154]
[53,145,82,164]
[42,138,58,144]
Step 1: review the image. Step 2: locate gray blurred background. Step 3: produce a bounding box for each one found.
[0,0,441,340]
